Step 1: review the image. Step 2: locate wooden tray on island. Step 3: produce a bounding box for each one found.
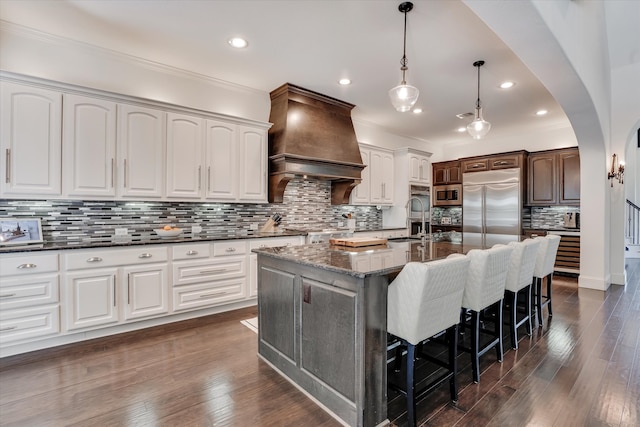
[329,236,388,247]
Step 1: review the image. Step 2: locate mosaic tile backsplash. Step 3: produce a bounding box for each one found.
[0,179,382,245]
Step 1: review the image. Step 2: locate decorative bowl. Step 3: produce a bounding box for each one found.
[154,228,183,238]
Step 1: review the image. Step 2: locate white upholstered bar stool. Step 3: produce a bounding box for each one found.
[453,245,513,383]
[532,234,562,326]
[498,239,541,350]
[387,255,470,427]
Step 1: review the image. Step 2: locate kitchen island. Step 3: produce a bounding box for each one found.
[254,232,520,427]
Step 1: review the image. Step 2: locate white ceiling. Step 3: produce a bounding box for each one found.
[0,0,573,145]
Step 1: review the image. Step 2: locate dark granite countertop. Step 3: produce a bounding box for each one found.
[253,232,523,278]
[0,230,307,254]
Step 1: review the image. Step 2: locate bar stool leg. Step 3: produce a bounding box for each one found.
[535,277,544,326]
[546,273,553,317]
[447,324,459,402]
[471,310,480,383]
[495,300,504,362]
[507,290,518,349]
[406,343,417,427]
[524,284,532,336]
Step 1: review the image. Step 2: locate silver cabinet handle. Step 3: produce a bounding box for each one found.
[207,166,211,192]
[494,160,509,166]
[123,158,127,188]
[186,250,198,256]
[17,263,37,269]
[0,293,16,298]
[199,291,226,299]
[0,326,17,331]
[471,163,484,169]
[87,257,103,263]
[199,268,230,274]
[259,244,267,248]
[198,166,202,190]
[138,253,153,259]
[225,247,236,253]
[5,148,10,183]
[127,273,131,304]
[111,158,115,188]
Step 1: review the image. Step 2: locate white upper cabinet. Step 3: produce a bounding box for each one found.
[351,144,394,205]
[117,104,165,199]
[63,94,117,198]
[238,125,267,202]
[165,112,204,199]
[205,119,237,200]
[408,151,431,184]
[0,82,62,197]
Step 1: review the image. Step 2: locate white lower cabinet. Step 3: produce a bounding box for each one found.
[0,252,60,346]
[62,246,169,332]
[171,241,247,312]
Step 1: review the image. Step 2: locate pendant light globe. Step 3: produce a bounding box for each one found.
[389,2,419,112]
[467,60,491,139]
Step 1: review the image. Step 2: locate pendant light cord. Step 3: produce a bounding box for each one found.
[400,7,408,84]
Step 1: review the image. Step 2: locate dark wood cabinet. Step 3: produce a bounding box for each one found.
[432,161,461,185]
[460,151,527,174]
[527,148,579,206]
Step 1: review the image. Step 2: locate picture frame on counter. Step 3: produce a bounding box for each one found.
[0,218,43,246]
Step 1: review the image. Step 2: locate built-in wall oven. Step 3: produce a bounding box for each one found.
[433,184,462,206]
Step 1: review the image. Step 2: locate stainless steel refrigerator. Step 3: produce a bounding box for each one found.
[462,168,521,235]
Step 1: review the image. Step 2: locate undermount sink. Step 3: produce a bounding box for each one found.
[388,237,423,243]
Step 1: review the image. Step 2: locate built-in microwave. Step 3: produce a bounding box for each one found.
[433,184,462,206]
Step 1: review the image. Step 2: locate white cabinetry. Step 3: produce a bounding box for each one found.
[63,246,169,331]
[63,94,117,198]
[351,144,394,205]
[166,112,204,199]
[248,236,303,298]
[238,125,268,202]
[0,253,60,346]
[408,151,431,184]
[172,241,247,312]
[117,104,165,198]
[205,120,237,200]
[0,82,62,197]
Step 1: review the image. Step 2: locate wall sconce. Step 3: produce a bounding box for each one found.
[607,153,625,187]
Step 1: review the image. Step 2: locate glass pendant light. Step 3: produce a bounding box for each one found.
[467,60,491,139]
[389,2,419,112]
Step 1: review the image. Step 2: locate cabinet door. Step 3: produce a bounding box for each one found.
[63,94,117,197]
[379,151,394,204]
[166,112,204,199]
[117,104,165,198]
[409,154,430,184]
[0,82,62,197]
[123,264,169,320]
[238,125,268,202]
[369,150,384,203]
[204,119,237,200]
[447,164,462,183]
[433,163,448,185]
[351,148,370,204]
[528,154,557,205]
[559,150,580,204]
[65,268,118,331]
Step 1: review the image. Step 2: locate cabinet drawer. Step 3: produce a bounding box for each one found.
[172,278,245,311]
[0,253,59,276]
[172,243,212,260]
[0,274,59,310]
[173,256,246,286]
[461,159,488,173]
[249,237,301,250]
[490,155,521,169]
[0,305,60,344]
[65,246,168,270]
[213,240,247,256]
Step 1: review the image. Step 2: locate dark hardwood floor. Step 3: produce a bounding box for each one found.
[1,259,638,427]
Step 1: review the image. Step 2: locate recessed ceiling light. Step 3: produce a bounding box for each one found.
[338,78,351,85]
[457,127,467,132]
[536,109,548,116]
[500,81,515,89]
[412,108,422,114]
[228,37,248,48]
[456,112,473,120]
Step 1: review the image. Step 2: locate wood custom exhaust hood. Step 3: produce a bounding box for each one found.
[268,83,365,204]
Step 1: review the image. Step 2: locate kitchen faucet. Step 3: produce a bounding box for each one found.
[406,196,427,247]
